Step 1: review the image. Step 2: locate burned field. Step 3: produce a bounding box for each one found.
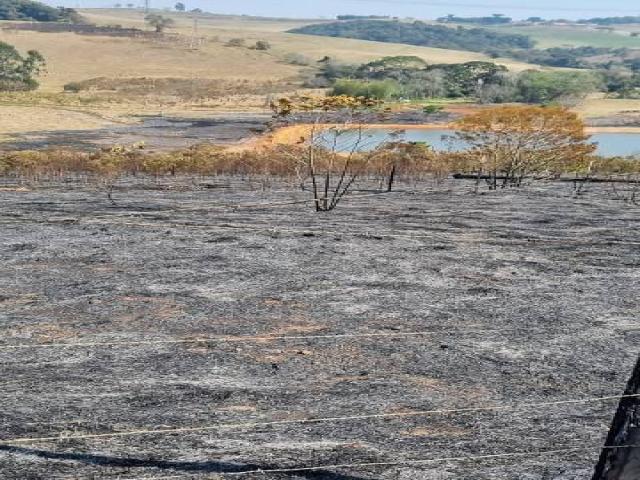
[0,180,639,479]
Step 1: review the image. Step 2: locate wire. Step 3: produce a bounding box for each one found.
[0,328,509,351]
[2,393,637,445]
[91,444,640,480]
[222,444,640,476]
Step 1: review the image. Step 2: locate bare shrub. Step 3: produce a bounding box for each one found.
[226,38,246,47]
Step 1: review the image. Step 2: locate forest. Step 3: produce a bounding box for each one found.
[290,20,535,53]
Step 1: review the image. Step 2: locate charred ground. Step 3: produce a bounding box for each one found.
[0,179,639,479]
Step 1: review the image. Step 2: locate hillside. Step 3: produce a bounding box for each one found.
[289,19,535,53]
[0,9,635,135]
[489,24,640,49]
[0,9,539,93]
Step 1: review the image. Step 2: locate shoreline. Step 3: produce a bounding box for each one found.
[271,123,640,134]
[232,121,640,154]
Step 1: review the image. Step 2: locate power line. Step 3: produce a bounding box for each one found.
[223,444,640,476]
[2,393,637,445]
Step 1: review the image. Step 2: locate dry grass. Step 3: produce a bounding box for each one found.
[0,29,299,92]
[0,9,539,94]
[576,97,640,118]
[0,105,119,137]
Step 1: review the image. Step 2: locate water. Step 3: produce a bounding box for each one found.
[319,128,640,157]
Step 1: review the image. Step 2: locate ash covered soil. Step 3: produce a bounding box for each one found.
[0,179,639,480]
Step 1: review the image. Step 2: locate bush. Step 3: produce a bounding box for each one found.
[423,104,444,114]
[252,40,271,51]
[515,70,602,104]
[331,79,401,100]
[63,82,82,93]
[226,38,246,47]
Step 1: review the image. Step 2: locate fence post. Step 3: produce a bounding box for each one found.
[592,355,640,480]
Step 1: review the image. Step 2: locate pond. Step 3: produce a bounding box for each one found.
[319,128,640,157]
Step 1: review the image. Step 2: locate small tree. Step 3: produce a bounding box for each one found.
[453,106,596,189]
[175,2,185,11]
[271,95,390,212]
[145,13,175,33]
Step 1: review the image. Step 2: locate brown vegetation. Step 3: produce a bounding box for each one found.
[63,77,297,100]
[1,142,637,190]
[453,105,597,189]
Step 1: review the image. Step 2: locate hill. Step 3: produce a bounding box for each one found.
[489,24,640,49]
[289,19,535,53]
[0,8,539,94]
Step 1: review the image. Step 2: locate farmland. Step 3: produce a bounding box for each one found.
[1,178,639,479]
[489,24,640,49]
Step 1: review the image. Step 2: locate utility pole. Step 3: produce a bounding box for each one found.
[144,0,149,13]
[592,355,640,480]
[189,16,198,49]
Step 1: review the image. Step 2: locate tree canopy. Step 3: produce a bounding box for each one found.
[453,106,596,188]
[0,0,80,22]
[145,13,175,33]
[0,41,45,91]
[289,20,535,53]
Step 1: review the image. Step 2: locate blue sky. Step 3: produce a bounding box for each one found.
[54,0,640,20]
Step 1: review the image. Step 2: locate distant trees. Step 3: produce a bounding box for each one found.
[515,70,602,104]
[289,20,535,54]
[437,13,512,25]
[336,15,390,20]
[145,13,175,33]
[0,42,45,91]
[0,0,81,22]
[174,2,185,11]
[579,16,640,25]
[453,106,596,189]
[317,56,606,104]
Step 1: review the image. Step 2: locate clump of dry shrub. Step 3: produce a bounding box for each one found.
[1,143,639,205]
[63,77,296,100]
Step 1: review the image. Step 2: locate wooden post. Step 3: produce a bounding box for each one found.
[386,164,396,192]
[592,355,640,480]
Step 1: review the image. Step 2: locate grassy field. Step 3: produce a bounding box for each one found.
[578,97,640,116]
[490,24,640,49]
